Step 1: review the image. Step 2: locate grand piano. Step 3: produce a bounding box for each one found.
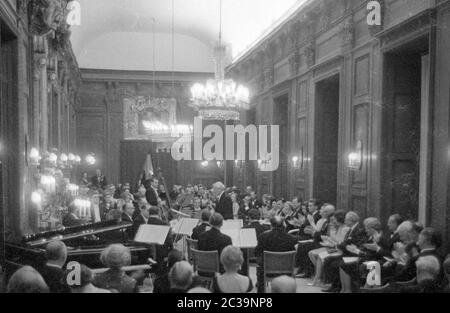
[5,220,152,281]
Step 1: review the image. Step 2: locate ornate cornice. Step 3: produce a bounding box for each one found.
[29,0,65,36]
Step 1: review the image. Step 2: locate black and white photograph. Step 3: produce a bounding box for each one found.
[1,0,450,299]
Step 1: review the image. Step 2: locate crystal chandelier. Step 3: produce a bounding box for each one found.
[190,0,250,121]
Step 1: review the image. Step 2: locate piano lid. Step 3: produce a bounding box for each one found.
[23,220,133,247]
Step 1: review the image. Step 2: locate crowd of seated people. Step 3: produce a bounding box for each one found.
[6,179,450,293]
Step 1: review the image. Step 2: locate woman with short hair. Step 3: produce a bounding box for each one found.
[93,244,138,293]
[212,246,253,293]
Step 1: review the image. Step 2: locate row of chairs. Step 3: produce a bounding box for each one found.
[185,237,296,292]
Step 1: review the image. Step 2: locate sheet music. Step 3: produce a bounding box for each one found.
[222,228,257,248]
[222,219,243,230]
[172,218,200,235]
[134,224,170,245]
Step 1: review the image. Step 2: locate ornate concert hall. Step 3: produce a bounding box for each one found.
[1,0,450,295]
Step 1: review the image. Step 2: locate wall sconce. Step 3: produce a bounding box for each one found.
[234,160,244,169]
[348,140,363,170]
[31,191,42,206]
[29,147,41,166]
[216,160,223,168]
[201,160,209,167]
[85,153,96,165]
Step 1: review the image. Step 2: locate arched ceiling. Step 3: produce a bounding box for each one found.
[70,0,306,72]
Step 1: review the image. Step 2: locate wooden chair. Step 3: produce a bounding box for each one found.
[263,251,297,293]
[191,249,219,289]
[360,283,393,293]
[185,237,198,267]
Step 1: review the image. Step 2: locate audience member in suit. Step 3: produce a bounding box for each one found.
[243,209,269,238]
[295,204,335,278]
[191,209,212,240]
[198,213,233,274]
[387,214,403,247]
[383,221,425,283]
[297,199,321,241]
[121,202,134,224]
[168,261,194,293]
[212,182,233,220]
[338,217,392,292]
[37,241,70,293]
[254,216,298,293]
[62,202,84,227]
[395,227,443,286]
[145,177,161,206]
[400,256,442,293]
[322,211,367,292]
[93,244,138,293]
[91,169,107,190]
[69,265,111,293]
[249,191,262,211]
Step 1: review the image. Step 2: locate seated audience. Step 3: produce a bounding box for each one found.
[69,265,111,293]
[133,203,150,235]
[168,261,194,293]
[212,246,253,293]
[271,275,297,293]
[400,256,442,293]
[37,241,70,293]
[308,210,349,286]
[93,244,138,293]
[7,266,49,293]
[191,209,212,240]
[338,217,392,292]
[198,213,232,258]
[322,211,367,292]
[384,221,424,283]
[295,203,335,278]
[255,216,298,293]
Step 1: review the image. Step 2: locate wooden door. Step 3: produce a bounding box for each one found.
[313,75,340,205]
[382,54,421,220]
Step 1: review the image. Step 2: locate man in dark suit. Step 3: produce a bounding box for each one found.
[145,177,160,206]
[212,182,233,220]
[254,216,298,293]
[249,191,262,211]
[198,213,232,259]
[191,209,211,240]
[244,209,269,238]
[91,169,107,190]
[121,202,135,238]
[322,211,368,292]
[37,241,70,293]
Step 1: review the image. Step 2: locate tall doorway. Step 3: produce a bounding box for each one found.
[273,94,289,199]
[382,36,429,222]
[313,74,340,204]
